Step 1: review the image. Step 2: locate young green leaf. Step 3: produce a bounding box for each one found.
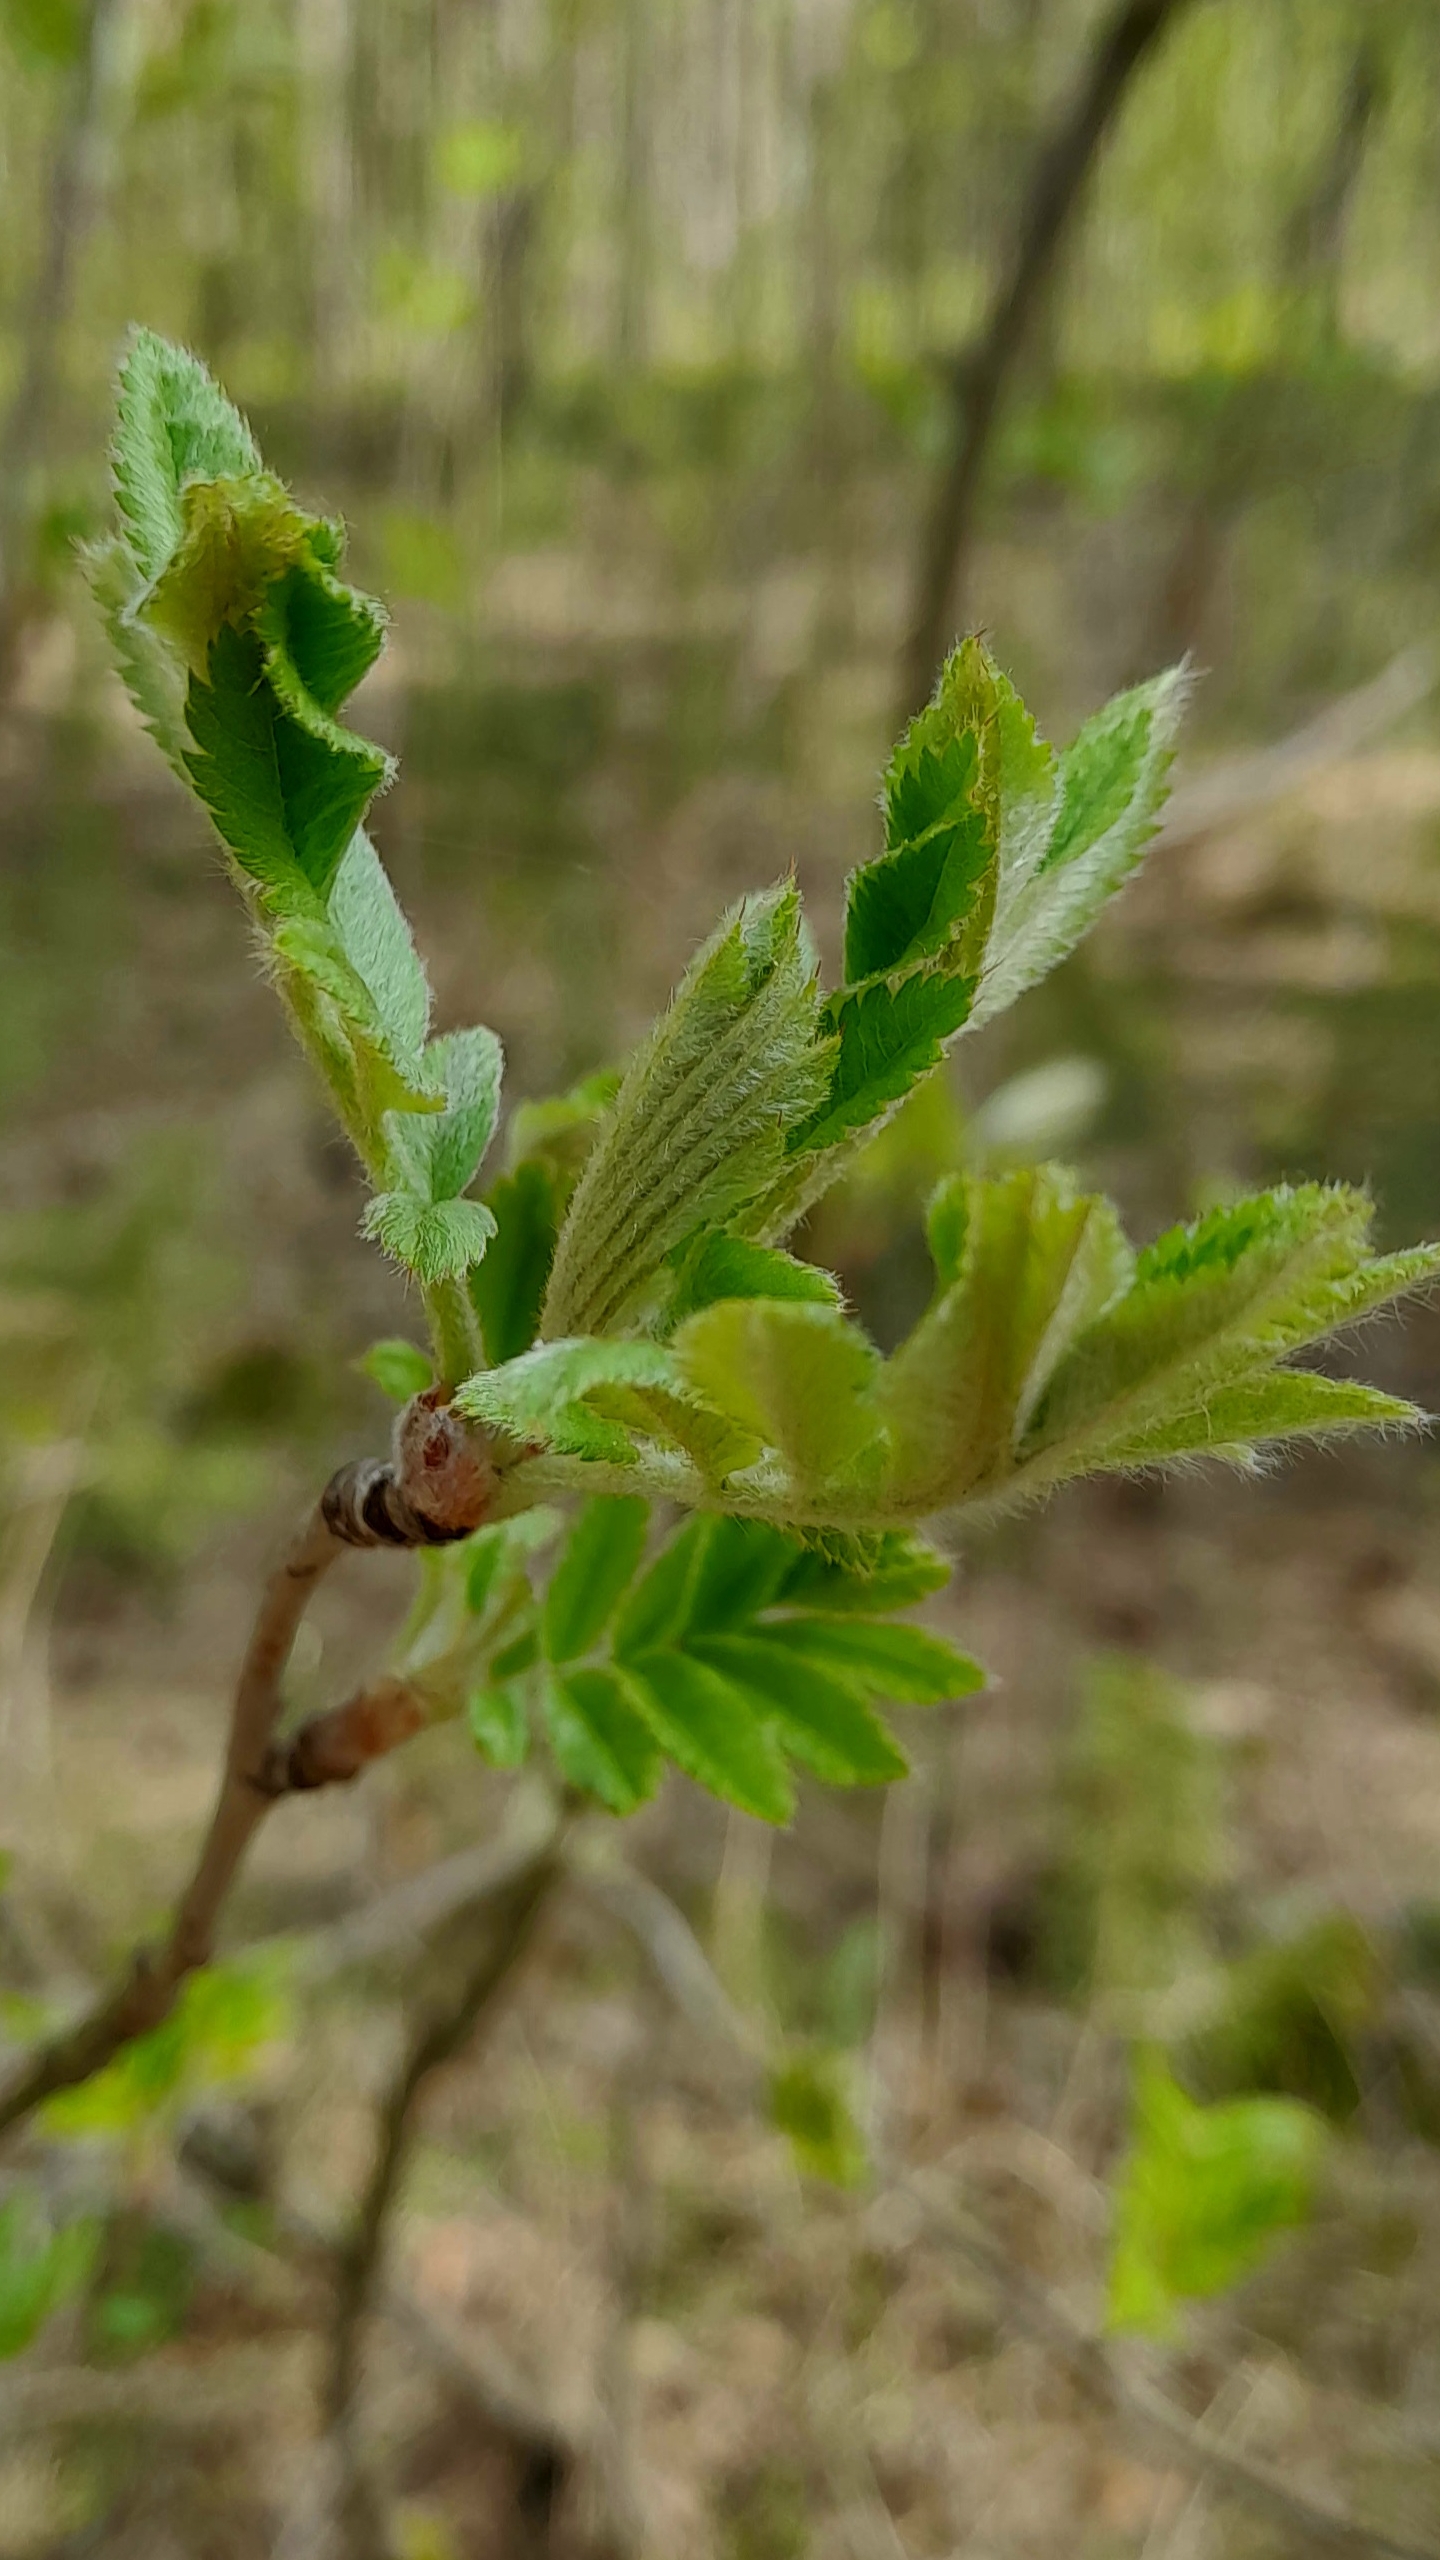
[1108,2053,1325,2339]
[664,1229,841,1329]
[845,720,992,983]
[385,1025,503,1207]
[470,1161,561,1365]
[674,1299,883,1491]
[973,665,1189,1031]
[542,1495,650,1662]
[357,1337,435,1403]
[466,1682,530,1768]
[622,1646,795,1824]
[694,1634,909,1786]
[456,1336,684,1465]
[757,1615,983,1704]
[770,1528,950,1614]
[541,885,831,1339]
[361,1190,497,1284]
[111,326,261,585]
[328,830,431,1070]
[877,1166,1131,1511]
[612,1512,712,1656]
[538,1664,661,1813]
[1021,1187,1440,1487]
[786,966,978,1163]
[1085,1371,1424,1472]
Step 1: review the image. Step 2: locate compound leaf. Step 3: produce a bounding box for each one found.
[757,1614,982,1704]
[539,1664,661,1813]
[694,1634,908,1786]
[623,1646,794,1824]
[1023,1187,1438,1482]
[542,1495,650,1663]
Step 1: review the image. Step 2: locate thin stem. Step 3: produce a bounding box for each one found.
[0,1417,499,2144]
[422,1275,484,1392]
[0,1503,339,2137]
[327,1833,563,2445]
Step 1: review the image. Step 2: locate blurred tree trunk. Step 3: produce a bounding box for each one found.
[615,0,653,374]
[1142,21,1386,675]
[1284,22,1386,326]
[297,0,357,407]
[898,0,1201,722]
[0,0,123,662]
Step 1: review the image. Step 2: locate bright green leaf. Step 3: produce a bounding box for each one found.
[1108,2053,1325,2339]
[624,1647,795,1824]
[467,1682,530,1768]
[694,1633,909,1785]
[470,1160,561,1366]
[542,1496,650,1662]
[361,1190,497,1283]
[542,885,830,1338]
[665,1229,841,1328]
[357,1336,434,1402]
[674,1299,882,1489]
[539,1663,662,1813]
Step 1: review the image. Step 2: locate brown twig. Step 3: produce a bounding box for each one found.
[326,1830,565,2542]
[0,1401,501,2142]
[0,1501,340,2136]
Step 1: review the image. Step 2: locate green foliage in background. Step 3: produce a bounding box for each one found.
[0,1136,298,1574]
[91,335,1440,1827]
[41,1955,288,2141]
[0,2194,99,2361]
[1047,1654,1223,2003]
[1109,2051,1326,2338]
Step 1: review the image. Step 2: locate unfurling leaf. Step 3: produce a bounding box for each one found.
[456,1337,684,1464]
[362,1191,497,1284]
[541,885,830,1338]
[973,664,1190,1030]
[357,1337,435,1402]
[674,1299,882,1491]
